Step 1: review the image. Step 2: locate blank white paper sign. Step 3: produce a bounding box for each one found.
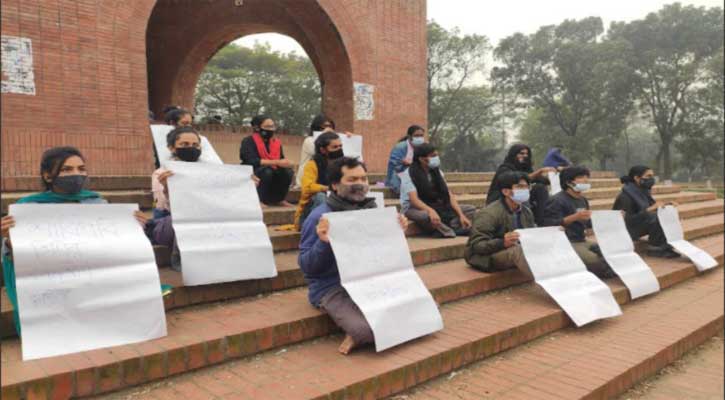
[517,227,622,326]
[326,207,443,351]
[591,211,659,299]
[9,204,167,360]
[150,124,224,165]
[166,161,277,285]
[313,131,364,161]
[657,206,717,271]
[548,172,562,195]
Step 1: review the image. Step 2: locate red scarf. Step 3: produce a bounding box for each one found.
[252,132,282,166]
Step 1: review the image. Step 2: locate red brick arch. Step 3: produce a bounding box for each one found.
[145,0,355,131]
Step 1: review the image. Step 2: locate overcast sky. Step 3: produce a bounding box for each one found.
[235,0,722,55]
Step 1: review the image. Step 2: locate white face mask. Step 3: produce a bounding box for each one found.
[411,137,425,146]
[572,183,591,193]
[427,156,441,169]
[511,189,530,204]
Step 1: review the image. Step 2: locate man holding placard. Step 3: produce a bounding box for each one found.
[298,157,409,354]
[464,171,535,277]
[541,166,616,279]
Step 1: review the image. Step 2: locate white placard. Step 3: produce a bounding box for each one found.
[548,171,562,195]
[326,207,443,351]
[150,124,224,165]
[591,211,660,299]
[657,206,717,271]
[166,161,277,285]
[517,227,622,326]
[9,204,167,360]
[313,131,364,161]
[370,191,385,209]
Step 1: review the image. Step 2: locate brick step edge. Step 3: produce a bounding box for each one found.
[401,271,724,400]
[1,236,722,399]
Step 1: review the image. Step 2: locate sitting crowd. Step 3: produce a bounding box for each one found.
[0,108,683,355]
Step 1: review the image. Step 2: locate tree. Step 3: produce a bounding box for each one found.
[194,43,321,134]
[608,3,724,178]
[427,21,491,145]
[494,17,636,165]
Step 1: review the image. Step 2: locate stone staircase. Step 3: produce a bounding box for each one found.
[0,171,722,399]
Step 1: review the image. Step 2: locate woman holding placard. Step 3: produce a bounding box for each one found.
[613,165,680,258]
[0,147,168,336]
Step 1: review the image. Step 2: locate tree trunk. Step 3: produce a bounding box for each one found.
[662,139,672,179]
[599,158,607,170]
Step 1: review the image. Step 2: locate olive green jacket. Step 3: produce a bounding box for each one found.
[464,199,536,271]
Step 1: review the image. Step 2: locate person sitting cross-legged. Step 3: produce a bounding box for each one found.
[464,171,535,278]
[298,157,408,355]
[400,143,475,238]
[293,132,344,231]
[541,166,616,279]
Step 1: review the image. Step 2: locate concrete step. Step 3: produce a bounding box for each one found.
[1,230,721,399]
[396,269,724,400]
[366,170,619,183]
[64,236,724,400]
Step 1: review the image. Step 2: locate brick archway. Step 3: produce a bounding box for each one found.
[146,0,354,131]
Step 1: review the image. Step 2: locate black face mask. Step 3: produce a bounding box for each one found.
[639,177,655,189]
[260,129,275,139]
[53,175,87,194]
[175,147,201,162]
[327,149,344,160]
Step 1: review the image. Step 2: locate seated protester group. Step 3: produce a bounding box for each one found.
[298,157,407,354]
[0,147,161,336]
[613,165,680,258]
[541,166,616,279]
[385,125,427,196]
[465,171,535,278]
[240,115,294,207]
[294,132,344,231]
[400,143,475,238]
[487,144,555,225]
[296,114,337,188]
[542,146,572,170]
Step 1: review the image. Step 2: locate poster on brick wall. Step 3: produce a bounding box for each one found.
[9,204,167,360]
[517,226,622,327]
[150,124,224,165]
[354,82,375,121]
[326,207,444,351]
[166,161,277,286]
[1,36,36,95]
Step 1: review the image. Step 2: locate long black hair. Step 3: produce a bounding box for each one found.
[309,114,335,136]
[620,165,651,184]
[503,143,533,173]
[398,125,425,142]
[409,143,450,205]
[40,146,86,190]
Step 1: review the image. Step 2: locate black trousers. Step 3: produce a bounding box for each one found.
[625,211,668,247]
[256,166,293,204]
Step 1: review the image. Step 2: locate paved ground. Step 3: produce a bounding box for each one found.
[617,335,724,400]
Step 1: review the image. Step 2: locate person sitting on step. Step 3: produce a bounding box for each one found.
[0,146,168,337]
[298,157,408,355]
[464,171,536,278]
[240,115,294,207]
[613,165,680,258]
[293,132,344,231]
[486,144,555,225]
[385,125,427,196]
[400,143,475,238]
[295,114,354,189]
[151,106,194,172]
[541,166,616,279]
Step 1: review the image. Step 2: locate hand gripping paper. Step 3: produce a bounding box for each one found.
[9,204,167,360]
[166,162,277,285]
[326,207,443,351]
[657,206,717,271]
[517,227,622,326]
[591,211,659,299]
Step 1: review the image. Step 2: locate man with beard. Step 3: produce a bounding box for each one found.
[298,157,408,354]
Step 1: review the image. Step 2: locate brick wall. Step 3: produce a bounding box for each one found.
[1,0,427,189]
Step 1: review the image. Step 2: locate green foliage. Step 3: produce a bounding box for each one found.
[194,43,320,134]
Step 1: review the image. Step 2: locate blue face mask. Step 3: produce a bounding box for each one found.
[411,137,425,146]
[427,156,441,169]
[512,189,530,204]
[572,183,591,193]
